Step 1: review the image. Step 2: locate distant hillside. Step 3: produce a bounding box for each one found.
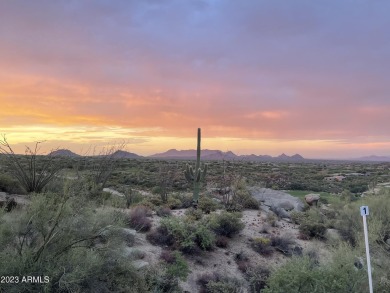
[49,149,80,157]
[355,155,390,162]
[149,149,305,161]
[111,150,142,159]
[149,149,226,159]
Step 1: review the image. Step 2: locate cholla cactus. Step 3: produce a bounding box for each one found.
[184,128,207,208]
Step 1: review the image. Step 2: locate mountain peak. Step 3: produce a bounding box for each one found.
[49,149,79,157]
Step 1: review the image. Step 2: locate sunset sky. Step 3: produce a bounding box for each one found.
[1,0,390,159]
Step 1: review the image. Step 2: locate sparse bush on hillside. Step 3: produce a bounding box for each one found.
[210,211,244,237]
[197,272,244,293]
[0,192,148,293]
[263,246,366,293]
[144,264,182,293]
[155,217,198,253]
[146,225,175,247]
[251,237,273,256]
[215,235,229,248]
[198,195,219,213]
[185,207,203,221]
[156,206,172,217]
[245,265,270,293]
[194,223,215,250]
[297,209,327,240]
[270,235,296,255]
[0,173,25,194]
[127,205,152,232]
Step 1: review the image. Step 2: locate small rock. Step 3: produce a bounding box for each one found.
[133,260,149,270]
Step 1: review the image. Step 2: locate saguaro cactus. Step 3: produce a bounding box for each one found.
[184,128,207,208]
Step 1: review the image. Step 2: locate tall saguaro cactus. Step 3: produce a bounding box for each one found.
[184,128,207,208]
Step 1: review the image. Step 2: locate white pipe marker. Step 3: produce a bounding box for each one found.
[360,205,373,293]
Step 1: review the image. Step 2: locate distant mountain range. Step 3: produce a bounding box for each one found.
[47,149,390,162]
[48,148,305,161]
[49,149,141,159]
[149,149,305,162]
[354,155,390,162]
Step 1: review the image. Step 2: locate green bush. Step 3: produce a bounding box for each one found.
[245,265,270,293]
[210,211,244,237]
[0,173,25,194]
[227,177,260,210]
[165,251,190,281]
[263,246,366,293]
[198,195,219,213]
[185,207,203,221]
[197,272,244,293]
[251,237,273,256]
[195,223,215,250]
[0,192,147,292]
[297,209,328,240]
[159,217,197,253]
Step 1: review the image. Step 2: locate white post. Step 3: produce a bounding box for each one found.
[360,206,373,293]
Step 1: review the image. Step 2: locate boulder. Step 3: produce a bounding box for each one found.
[249,187,305,212]
[270,205,291,219]
[132,260,149,270]
[278,201,295,211]
[305,194,320,206]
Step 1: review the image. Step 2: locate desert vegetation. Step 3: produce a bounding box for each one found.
[1,137,390,292]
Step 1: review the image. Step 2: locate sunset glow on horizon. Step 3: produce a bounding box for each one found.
[1,1,390,159]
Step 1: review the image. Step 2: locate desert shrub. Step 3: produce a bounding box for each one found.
[0,138,64,193]
[152,216,215,253]
[0,193,147,293]
[144,264,182,293]
[135,199,156,211]
[167,197,182,209]
[148,195,164,206]
[156,206,172,217]
[235,251,250,273]
[198,195,219,213]
[127,206,152,232]
[158,217,198,253]
[195,224,215,250]
[299,222,327,239]
[160,250,176,264]
[245,265,270,293]
[185,207,203,220]
[165,251,190,281]
[251,237,273,256]
[259,223,271,234]
[232,185,260,209]
[146,225,174,247]
[297,209,328,240]
[172,193,193,208]
[263,246,366,293]
[0,173,18,193]
[270,235,296,255]
[215,235,229,248]
[290,210,305,224]
[266,212,277,227]
[124,189,143,208]
[335,192,390,250]
[206,277,244,293]
[110,195,127,208]
[210,211,244,237]
[197,273,243,293]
